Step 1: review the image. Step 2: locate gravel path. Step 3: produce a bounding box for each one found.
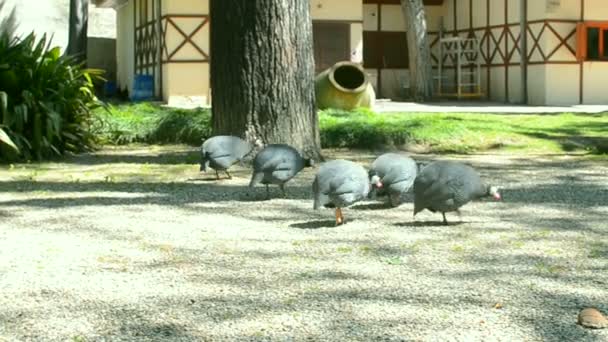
[1,146,607,341]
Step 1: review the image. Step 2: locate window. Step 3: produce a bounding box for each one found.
[577,22,608,61]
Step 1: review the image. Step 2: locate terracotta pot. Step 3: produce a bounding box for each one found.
[315,61,375,110]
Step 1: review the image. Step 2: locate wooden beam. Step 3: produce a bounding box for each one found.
[520,0,527,104]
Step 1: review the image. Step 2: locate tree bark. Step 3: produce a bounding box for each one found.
[210,0,322,160]
[66,0,89,63]
[400,0,434,101]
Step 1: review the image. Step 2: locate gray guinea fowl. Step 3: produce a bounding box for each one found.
[413,160,501,225]
[200,135,253,179]
[313,159,383,226]
[368,153,418,207]
[248,144,313,199]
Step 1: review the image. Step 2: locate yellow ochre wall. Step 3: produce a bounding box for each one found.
[161,0,210,107]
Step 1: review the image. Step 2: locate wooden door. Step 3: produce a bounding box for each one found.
[313,22,350,72]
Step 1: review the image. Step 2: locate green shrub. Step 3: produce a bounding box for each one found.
[320,108,416,149]
[0,31,103,161]
[93,103,212,145]
[149,107,211,145]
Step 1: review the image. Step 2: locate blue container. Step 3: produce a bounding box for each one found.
[130,74,154,101]
[104,81,117,97]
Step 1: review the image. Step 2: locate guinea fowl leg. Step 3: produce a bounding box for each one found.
[335,208,344,226]
[225,170,232,179]
[265,184,270,200]
[279,184,286,198]
[215,170,220,180]
[442,212,449,226]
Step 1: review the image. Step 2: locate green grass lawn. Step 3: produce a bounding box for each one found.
[93,103,608,155]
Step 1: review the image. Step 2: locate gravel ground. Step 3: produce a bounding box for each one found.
[1,146,607,341]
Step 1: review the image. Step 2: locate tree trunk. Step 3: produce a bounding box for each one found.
[210,0,322,160]
[400,0,434,101]
[66,0,89,63]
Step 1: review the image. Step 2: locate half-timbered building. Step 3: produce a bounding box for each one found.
[93,0,607,106]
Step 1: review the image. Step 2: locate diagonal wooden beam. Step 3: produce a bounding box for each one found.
[166,16,209,61]
[526,23,546,62]
[545,24,577,60]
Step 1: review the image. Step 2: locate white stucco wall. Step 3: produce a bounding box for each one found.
[115,1,134,93]
[0,0,115,51]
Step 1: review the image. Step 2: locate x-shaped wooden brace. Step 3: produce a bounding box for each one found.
[505,27,521,63]
[488,28,507,64]
[162,16,209,61]
[527,23,547,61]
[545,23,577,59]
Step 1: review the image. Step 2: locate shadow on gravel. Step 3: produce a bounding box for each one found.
[394,220,466,227]
[0,181,314,207]
[289,219,340,229]
[62,150,201,165]
[350,202,391,210]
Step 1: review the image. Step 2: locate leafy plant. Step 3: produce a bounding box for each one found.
[0,91,18,151]
[0,29,104,161]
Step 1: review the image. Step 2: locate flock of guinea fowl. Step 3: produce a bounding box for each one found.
[200,135,502,226]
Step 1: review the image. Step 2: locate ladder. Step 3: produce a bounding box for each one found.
[437,36,483,99]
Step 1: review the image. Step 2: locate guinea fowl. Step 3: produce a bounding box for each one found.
[199,135,253,180]
[313,159,383,226]
[248,144,313,199]
[368,153,418,207]
[413,160,501,225]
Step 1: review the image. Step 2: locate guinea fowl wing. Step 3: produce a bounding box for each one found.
[414,171,463,213]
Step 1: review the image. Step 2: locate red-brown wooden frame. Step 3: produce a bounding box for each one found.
[576,21,608,61]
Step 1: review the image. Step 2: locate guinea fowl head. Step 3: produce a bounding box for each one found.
[368,170,383,189]
[486,185,501,200]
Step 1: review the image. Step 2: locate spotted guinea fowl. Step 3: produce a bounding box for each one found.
[248,144,313,199]
[200,135,253,180]
[313,160,383,226]
[413,160,501,225]
[368,153,418,207]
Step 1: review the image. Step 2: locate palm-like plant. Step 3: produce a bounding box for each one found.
[0,3,104,160]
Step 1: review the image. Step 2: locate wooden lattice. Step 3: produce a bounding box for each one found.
[134,0,161,73]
